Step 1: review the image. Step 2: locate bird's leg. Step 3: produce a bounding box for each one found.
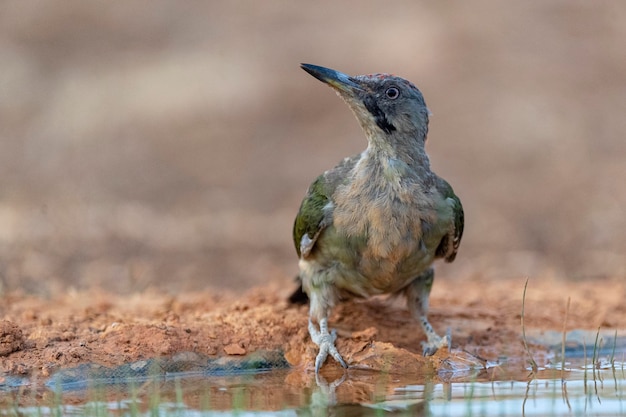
[405,268,450,356]
[308,317,347,373]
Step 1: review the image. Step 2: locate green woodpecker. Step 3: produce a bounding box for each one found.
[291,64,464,373]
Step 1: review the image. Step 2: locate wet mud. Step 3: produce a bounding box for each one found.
[1,276,624,387]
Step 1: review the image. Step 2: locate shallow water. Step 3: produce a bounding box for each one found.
[3,362,625,416]
[3,334,626,417]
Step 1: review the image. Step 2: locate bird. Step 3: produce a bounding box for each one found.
[291,64,464,373]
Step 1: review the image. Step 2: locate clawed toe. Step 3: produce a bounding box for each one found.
[309,319,348,372]
[421,331,451,356]
[421,341,440,356]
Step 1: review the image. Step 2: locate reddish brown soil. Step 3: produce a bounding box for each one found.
[2,276,624,380]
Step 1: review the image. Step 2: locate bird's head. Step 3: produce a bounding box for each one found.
[301,63,430,147]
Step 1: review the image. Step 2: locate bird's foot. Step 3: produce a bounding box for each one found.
[308,319,348,373]
[421,328,452,356]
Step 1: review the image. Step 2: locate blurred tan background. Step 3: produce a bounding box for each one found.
[1,1,625,295]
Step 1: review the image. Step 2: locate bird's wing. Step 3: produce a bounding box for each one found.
[292,155,359,258]
[434,177,464,262]
[289,155,359,304]
[293,175,332,258]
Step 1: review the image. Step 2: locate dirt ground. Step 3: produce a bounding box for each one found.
[1,1,625,391]
[2,276,625,380]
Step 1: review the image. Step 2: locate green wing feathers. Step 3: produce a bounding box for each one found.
[447,192,464,262]
[293,155,359,258]
[435,178,464,262]
[293,176,331,258]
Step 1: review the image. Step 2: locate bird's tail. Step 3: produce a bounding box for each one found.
[287,275,309,304]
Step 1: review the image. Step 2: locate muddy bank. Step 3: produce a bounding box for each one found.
[1,276,625,382]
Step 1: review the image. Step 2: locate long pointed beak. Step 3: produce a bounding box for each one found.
[301,63,363,95]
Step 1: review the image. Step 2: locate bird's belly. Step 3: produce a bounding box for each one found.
[306,181,448,298]
[317,227,436,297]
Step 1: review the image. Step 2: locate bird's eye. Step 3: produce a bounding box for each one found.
[385,87,400,100]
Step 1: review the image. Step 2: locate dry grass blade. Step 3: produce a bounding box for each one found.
[521,278,538,374]
[561,296,571,412]
[561,297,570,381]
[592,326,602,404]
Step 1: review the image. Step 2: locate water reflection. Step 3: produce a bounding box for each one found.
[3,360,626,416]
